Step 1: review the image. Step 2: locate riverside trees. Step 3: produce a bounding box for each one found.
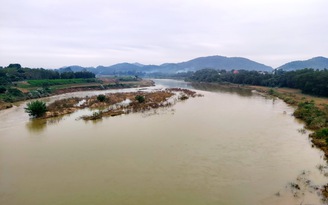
[188,68,328,97]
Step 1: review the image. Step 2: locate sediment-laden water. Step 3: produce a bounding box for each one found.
[0,79,327,205]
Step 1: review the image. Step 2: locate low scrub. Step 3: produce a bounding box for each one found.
[25,100,47,118]
[294,101,327,130]
[97,94,106,102]
[313,128,328,139]
[135,95,145,103]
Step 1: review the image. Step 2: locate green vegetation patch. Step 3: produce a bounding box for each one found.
[313,128,328,139]
[97,94,106,102]
[135,95,145,103]
[26,78,97,87]
[25,100,47,118]
[294,101,328,130]
[0,86,6,94]
[188,68,328,97]
[0,88,26,102]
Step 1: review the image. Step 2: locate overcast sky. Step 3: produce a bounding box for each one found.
[0,0,327,68]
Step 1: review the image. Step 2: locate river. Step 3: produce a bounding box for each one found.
[0,79,327,205]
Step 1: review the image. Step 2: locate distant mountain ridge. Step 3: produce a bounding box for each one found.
[58,56,328,74]
[277,56,328,71]
[158,56,273,72]
[58,55,273,75]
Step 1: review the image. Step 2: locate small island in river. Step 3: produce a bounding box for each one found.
[43,88,202,121]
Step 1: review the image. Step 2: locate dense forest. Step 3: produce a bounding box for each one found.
[0,64,96,104]
[188,68,328,97]
[0,64,95,86]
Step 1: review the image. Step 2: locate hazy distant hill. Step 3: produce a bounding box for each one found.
[165,56,273,72]
[58,55,273,75]
[96,63,144,74]
[58,65,95,73]
[277,56,328,71]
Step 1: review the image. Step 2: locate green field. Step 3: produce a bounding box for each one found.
[21,78,97,88]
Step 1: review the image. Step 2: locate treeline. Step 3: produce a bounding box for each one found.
[146,71,194,79]
[188,68,328,97]
[0,64,95,86]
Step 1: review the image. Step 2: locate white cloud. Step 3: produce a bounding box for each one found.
[0,0,327,68]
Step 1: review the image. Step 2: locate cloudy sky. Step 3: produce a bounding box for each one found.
[0,0,327,68]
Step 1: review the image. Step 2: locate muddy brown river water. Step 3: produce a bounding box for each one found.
[0,79,328,205]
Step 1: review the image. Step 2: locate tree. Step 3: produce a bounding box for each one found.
[74,71,95,78]
[97,94,106,102]
[60,72,75,79]
[8,88,24,97]
[0,86,6,93]
[25,100,47,118]
[189,68,220,82]
[8,64,22,69]
[135,95,145,103]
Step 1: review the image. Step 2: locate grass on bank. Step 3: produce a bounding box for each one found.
[259,87,328,156]
[18,78,98,88]
[0,78,99,103]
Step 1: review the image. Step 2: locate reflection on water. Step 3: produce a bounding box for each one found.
[191,83,253,97]
[152,79,194,89]
[0,79,328,205]
[153,79,253,97]
[25,118,47,133]
[26,116,65,133]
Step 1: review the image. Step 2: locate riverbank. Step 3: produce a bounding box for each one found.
[191,82,328,113]
[247,85,328,198]
[214,83,328,144]
[247,85,328,109]
[0,79,154,111]
[193,82,328,198]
